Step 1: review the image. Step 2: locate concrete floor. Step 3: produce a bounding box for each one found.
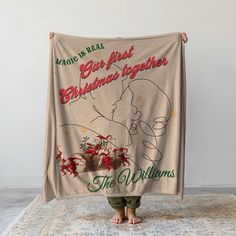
[0,187,236,234]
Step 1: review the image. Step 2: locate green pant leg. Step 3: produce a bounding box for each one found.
[124,196,142,209]
[107,197,126,209]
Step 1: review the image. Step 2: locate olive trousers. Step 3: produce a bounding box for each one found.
[107,196,141,209]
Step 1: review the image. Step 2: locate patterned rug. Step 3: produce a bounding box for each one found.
[2,194,236,235]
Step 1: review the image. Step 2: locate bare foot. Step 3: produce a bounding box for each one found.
[126,207,142,224]
[110,207,125,224]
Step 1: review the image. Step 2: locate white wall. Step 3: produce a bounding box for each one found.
[0,0,235,188]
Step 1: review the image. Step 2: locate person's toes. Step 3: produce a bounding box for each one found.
[110,216,123,224]
[128,216,141,224]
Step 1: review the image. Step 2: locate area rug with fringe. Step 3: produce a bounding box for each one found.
[2,194,236,235]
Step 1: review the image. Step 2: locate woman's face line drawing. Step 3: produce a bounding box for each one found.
[111,85,142,127]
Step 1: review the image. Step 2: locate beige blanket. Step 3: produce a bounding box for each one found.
[42,32,186,203]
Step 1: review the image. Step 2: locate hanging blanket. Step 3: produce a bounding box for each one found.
[42,32,187,203]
